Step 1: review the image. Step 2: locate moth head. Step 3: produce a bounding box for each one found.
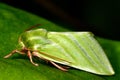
[17,29,50,50]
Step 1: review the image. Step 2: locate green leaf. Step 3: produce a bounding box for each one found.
[0,3,118,80]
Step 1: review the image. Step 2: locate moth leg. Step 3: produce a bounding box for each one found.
[50,61,68,71]
[27,50,39,66]
[61,66,70,69]
[4,49,24,58]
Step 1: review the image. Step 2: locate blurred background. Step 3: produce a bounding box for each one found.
[0,0,119,40]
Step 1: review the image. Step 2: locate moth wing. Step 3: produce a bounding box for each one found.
[39,32,114,75]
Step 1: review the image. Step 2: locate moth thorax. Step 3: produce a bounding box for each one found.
[24,36,50,50]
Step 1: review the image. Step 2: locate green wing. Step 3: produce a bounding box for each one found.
[37,31,114,75]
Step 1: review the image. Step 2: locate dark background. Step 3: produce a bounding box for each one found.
[1,0,120,40]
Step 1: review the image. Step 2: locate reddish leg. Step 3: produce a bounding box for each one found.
[27,50,39,66]
[32,51,68,71]
[4,49,24,58]
[50,61,68,71]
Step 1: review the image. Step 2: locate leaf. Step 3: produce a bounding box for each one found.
[0,3,118,80]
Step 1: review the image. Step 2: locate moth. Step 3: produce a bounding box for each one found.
[4,28,115,75]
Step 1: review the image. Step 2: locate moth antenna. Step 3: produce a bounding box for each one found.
[25,24,41,31]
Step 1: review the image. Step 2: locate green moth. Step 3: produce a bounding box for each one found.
[4,28,115,75]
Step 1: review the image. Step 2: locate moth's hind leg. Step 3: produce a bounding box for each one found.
[50,61,68,71]
[4,49,24,58]
[27,50,39,66]
[31,51,68,70]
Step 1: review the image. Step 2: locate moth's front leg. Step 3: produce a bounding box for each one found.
[4,49,24,58]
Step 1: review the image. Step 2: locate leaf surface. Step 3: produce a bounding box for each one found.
[0,3,119,80]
